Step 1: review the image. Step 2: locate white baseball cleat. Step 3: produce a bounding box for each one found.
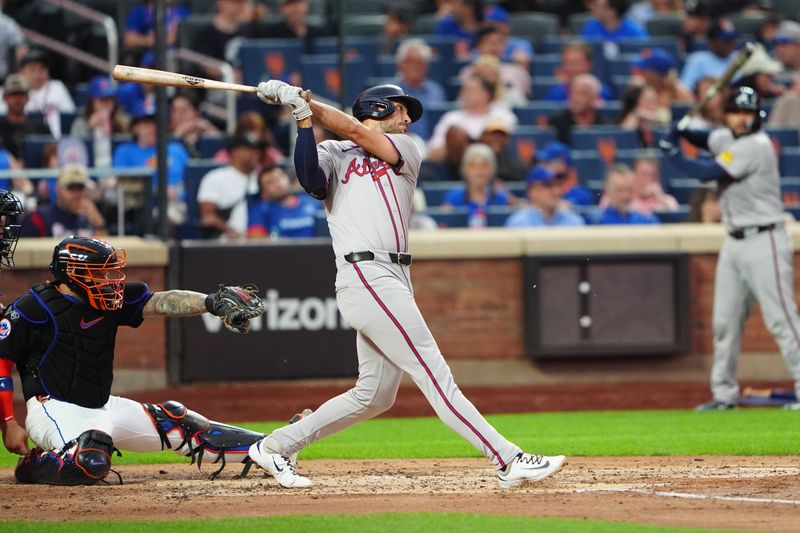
[497,452,567,489]
[248,438,312,488]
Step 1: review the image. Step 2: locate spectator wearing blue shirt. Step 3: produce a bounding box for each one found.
[505,166,585,228]
[395,39,447,141]
[435,0,483,42]
[442,143,509,228]
[248,165,320,238]
[112,112,190,223]
[580,0,649,44]
[546,42,614,104]
[536,141,595,207]
[123,1,189,51]
[680,19,738,91]
[483,6,533,71]
[591,163,659,225]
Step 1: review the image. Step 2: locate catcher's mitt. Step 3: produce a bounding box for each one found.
[205,284,264,333]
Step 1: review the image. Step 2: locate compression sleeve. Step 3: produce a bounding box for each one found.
[662,148,732,182]
[0,358,14,422]
[677,128,712,150]
[294,126,328,200]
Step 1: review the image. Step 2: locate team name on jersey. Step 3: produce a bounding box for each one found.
[343,156,391,184]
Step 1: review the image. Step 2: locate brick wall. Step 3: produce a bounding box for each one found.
[1,266,167,371]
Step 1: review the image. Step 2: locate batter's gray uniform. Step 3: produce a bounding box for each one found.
[708,128,800,402]
[267,134,522,470]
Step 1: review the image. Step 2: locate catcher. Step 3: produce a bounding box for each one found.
[0,236,268,485]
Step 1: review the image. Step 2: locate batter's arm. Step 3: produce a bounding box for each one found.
[307,100,401,165]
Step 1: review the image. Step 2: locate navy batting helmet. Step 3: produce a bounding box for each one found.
[352,84,423,124]
[724,86,765,132]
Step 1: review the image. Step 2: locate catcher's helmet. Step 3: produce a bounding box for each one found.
[0,190,22,269]
[724,86,765,132]
[352,84,423,124]
[50,237,127,311]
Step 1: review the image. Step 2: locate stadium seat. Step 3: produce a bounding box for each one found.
[512,102,562,125]
[421,181,460,207]
[570,127,638,151]
[618,38,683,63]
[424,35,471,77]
[419,161,450,182]
[300,55,369,104]
[343,15,387,37]
[567,12,593,35]
[313,211,330,237]
[654,207,690,223]
[595,101,623,122]
[486,206,518,227]
[607,54,639,78]
[341,0,388,15]
[509,126,556,161]
[668,178,704,204]
[767,128,800,148]
[531,77,560,100]
[22,135,56,168]
[505,182,526,199]
[238,39,304,86]
[314,37,382,70]
[184,159,223,223]
[424,207,469,228]
[646,14,683,37]
[411,15,440,35]
[531,54,561,78]
[506,12,560,42]
[780,147,800,176]
[196,135,227,159]
[780,177,800,208]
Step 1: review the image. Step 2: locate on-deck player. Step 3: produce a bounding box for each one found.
[248,81,567,488]
[660,85,800,411]
[0,236,269,484]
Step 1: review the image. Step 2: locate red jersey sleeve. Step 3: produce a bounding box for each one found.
[0,357,14,422]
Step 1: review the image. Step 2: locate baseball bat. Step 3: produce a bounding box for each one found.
[676,41,757,130]
[111,64,310,100]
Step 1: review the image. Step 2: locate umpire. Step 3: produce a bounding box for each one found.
[660,86,800,411]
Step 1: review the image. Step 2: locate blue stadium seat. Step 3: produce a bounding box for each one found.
[618,38,683,64]
[22,135,56,168]
[531,53,561,78]
[780,177,800,208]
[424,35,470,78]
[195,135,227,159]
[570,127,638,151]
[767,127,800,147]
[421,181,460,207]
[509,126,556,161]
[780,147,800,176]
[424,207,469,228]
[607,54,639,78]
[238,39,304,86]
[507,12,560,42]
[668,178,704,204]
[486,206,517,227]
[313,37,381,71]
[531,77,560,100]
[654,207,690,223]
[504,182,526,199]
[419,161,450,182]
[300,54,370,104]
[314,211,330,237]
[512,102,562,125]
[595,101,623,122]
[184,159,224,223]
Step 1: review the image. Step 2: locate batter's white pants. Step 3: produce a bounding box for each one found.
[268,257,522,470]
[25,395,238,465]
[712,228,800,403]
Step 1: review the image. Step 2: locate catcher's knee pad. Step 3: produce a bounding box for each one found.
[144,401,265,478]
[15,430,114,486]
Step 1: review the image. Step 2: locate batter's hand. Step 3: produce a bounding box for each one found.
[2,419,30,455]
[277,86,312,121]
[256,80,289,105]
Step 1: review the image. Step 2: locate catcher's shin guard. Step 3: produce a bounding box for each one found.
[144,401,265,478]
[15,430,116,485]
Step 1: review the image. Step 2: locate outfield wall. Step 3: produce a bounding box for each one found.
[4,225,798,392]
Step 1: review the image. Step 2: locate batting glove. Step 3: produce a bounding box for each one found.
[277,85,312,121]
[256,80,288,105]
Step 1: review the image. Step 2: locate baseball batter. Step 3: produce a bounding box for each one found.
[661,86,800,410]
[0,236,268,485]
[248,81,566,488]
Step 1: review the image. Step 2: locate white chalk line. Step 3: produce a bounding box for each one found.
[570,486,800,505]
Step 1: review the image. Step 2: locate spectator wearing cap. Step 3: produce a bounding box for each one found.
[0,0,26,80]
[479,120,529,182]
[169,91,220,158]
[381,5,414,55]
[482,5,533,70]
[773,21,800,76]
[590,163,659,225]
[734,45,784,99]
[460,26,531,105]
[247,165,321,239]
[12,49,75,116]
[113,111,191,223]
[198,132,261,239]
[547,74,608,146]
[427,75,517,174]
[435,0,483,42]
[394,39,446,141]
[70,75,131,168]
[545,42,614,103]
[505,166,585,228]
[631,48,694,108]
[536,141,595,208]
[680,18,739,92]
[0,73,49,160]
[580,0,648,45]
[20,164,106,238]
[441,143,510,228]
[259,0,333,53]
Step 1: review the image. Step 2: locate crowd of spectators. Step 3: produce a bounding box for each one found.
[0,0,797,239]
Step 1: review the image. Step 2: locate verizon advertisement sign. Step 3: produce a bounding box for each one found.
[177,241,357,381]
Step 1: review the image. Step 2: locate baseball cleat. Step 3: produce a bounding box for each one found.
[497,452,567,489]
[695,400,737,411]
[783,402,800,411]
[248,438,312,488]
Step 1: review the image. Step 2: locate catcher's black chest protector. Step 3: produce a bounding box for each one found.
[20,284,120,408]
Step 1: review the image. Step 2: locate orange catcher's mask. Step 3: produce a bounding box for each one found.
[49,237,127,311]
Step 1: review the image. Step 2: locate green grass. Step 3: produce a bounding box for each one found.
[0,514,744,533]
[1,409,796,468]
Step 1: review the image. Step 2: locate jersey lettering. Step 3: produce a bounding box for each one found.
[343,157,391,184]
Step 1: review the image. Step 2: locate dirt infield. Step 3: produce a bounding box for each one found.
[2,456,798,531]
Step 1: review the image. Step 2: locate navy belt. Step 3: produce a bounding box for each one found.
[344,251,412,266]
[729,223,776,240]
